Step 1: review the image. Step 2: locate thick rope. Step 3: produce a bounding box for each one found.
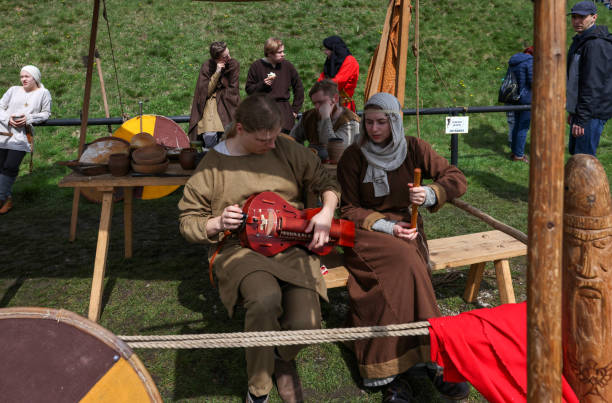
[119,321,431,349]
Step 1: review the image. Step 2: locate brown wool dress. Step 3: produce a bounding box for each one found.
[245,59,304,132]
[336,136,467,380]
[188,58,240,141]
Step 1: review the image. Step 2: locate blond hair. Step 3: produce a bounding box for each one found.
[264,37,283,57]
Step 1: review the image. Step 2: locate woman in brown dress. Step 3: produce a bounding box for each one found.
[179,93,339,403]
[336,92,469,402]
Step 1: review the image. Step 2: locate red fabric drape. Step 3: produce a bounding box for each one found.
[428,302,578,403]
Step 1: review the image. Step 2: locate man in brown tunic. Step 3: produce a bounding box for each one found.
[188,41,240,144]
[290,79,359,161]
[180,94,339,403]
[245,37,304,133]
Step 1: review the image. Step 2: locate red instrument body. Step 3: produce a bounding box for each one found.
[239,191,355,257]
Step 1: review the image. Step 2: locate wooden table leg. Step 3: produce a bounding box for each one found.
[124,186,133,259]
[88,187,114,322]
[69,188,80,242]
[463,261,486,303]
[494,259,516,304]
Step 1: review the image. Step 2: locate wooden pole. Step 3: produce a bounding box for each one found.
[395,0,411,106]
[527,0,566,400]
[78,0,101,156]
[70,0,100,242]
[450,199,528,245]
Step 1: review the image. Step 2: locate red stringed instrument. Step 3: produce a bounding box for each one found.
[239,191,355,257]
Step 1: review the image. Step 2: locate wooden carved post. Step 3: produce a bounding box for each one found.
[563,154,612,401]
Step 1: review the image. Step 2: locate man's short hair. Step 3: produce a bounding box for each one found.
[209,41,227,60]
[264,37,283,57]
[309,79,339,99]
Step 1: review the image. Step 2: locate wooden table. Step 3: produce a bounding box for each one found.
[58,163,192,322]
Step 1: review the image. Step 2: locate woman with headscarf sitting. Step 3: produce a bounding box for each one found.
[0,65,51,214]
[318,35,359,112]
[336,92,469,402]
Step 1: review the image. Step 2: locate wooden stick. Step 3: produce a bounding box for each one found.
[450,198,527,245]
[410,168,421,228]
[94,49,112,133]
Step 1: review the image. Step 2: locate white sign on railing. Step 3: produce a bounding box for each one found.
[445,116,469,134]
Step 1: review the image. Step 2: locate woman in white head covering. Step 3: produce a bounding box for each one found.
[0,65,52,214]
[336,92,469,402]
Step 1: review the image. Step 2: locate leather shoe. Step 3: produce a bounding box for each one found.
[274,358,304,403]
[427,363,470,400]
[510,153,529,163]
[0,197,12,214]
[383,376,414,403]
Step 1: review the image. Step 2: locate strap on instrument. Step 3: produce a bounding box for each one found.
[208,230,231,288]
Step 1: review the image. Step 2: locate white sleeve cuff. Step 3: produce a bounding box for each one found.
[371,218,396,235]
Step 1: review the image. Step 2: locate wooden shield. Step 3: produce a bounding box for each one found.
[0,307,161,402]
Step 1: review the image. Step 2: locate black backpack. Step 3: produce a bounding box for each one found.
[498,68,521,104]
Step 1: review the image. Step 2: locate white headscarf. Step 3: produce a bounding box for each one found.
[20,65,44,88]
[360,92,407,197]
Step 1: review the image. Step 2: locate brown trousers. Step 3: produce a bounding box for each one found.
[239,270,321,397]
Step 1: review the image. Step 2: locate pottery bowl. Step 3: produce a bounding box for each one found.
[130,132,157,149]
[131,159,169,174]
[132,144,167,165]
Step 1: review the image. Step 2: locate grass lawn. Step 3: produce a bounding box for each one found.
[1,0,611,401]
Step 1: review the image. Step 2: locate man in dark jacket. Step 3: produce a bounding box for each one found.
[566,1,612,156]
[508,49,533,162]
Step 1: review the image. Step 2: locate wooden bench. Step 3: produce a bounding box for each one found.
[321,230,526,304]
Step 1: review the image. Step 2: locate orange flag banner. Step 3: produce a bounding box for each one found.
[364,0,412,107]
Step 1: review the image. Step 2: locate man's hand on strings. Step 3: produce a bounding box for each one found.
[305,208,333,250]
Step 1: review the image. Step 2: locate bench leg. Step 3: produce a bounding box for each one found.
[69,188,80,242]
[123,186,133,259]
[463,262,486,303]
[494,259,516,304]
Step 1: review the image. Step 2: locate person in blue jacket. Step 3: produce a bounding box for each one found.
[507,48,533,163]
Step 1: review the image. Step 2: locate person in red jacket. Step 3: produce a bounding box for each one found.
[318,36,359,112]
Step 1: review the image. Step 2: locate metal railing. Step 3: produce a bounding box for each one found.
[36,104,532,166]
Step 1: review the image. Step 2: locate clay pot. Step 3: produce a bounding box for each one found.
[108,153,130,176]
[179,148,197,170]
[327,139,347,164]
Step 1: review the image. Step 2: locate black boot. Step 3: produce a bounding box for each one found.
[383,376,414,403]
[426,363,470,400]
